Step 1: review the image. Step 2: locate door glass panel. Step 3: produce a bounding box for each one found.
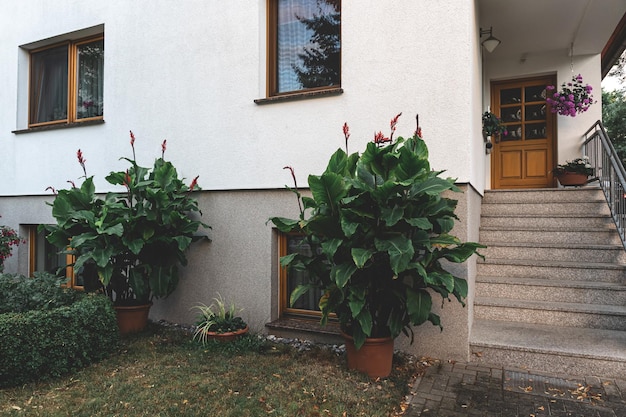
[526,122,547,140]
[500,88,521,104]
[525,85,547,102]
[525,104,546,121]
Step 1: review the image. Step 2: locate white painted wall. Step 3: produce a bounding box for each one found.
[0,0,482,198]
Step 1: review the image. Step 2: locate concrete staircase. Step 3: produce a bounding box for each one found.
[471,186,626,378]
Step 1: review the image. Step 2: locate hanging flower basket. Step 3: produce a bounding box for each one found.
[546,74,595,117]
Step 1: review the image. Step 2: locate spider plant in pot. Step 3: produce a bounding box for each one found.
[269,113,484,378]
[42,132,210,333]
[192,294,249,344]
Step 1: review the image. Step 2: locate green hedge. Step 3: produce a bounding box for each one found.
[0,275,120,388]
[0,272,81,313]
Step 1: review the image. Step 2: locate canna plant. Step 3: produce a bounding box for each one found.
[270,113,484,349]
[42,132,209,305]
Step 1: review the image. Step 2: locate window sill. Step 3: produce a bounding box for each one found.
[254,88,343,105]
[265,317,342,344]
[12,119,105,134]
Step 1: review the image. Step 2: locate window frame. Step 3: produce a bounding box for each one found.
[28,34,104,128]
[28,226,81,289]
[266,0,341,98]
[278,232,336,319]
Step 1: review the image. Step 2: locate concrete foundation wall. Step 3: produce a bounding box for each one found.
[0,183,481,361]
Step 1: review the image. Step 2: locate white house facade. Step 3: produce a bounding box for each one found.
[1,0,625,364]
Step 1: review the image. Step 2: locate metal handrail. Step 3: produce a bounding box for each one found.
[583,120,626,250]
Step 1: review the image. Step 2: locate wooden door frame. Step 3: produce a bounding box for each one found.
[490,74,558,189]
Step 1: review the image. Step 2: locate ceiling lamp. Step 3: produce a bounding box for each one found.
[480,27,501,53]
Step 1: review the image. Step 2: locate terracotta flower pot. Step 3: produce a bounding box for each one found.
[114,303,152,335]
[557,172,588,186]
[341,331,394,378]
[204,325,249,343]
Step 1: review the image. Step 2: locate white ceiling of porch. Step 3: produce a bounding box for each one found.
[479,0,626,61]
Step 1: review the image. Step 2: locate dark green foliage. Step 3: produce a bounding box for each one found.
[270,119,484,349]
[0,291,119,388]
[41,137,209,305]
[602,88,626,164]
[0,272,81,313]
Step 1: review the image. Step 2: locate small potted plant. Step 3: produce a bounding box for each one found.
[553,156,594,186]
[482,111,507,139]
[192,294,249,344]
[546,74,595,117]
[42,132,210,334]
[270,113,484,378]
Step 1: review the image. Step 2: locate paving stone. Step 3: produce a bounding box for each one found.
[406,361,625,416]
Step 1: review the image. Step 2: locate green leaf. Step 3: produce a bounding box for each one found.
[381,205,404,226]
[321,239,342,258]
[324,148,349,175]
[149,265,178,299]
[409,177,455,197]
[375,235,414,274]
[279,252,299,268]
[308,172,346,214]
[351,248,374,268]
[290,284,316,307]
[269,217,301,233]
[356,309,373,337]
[406,217,432,230]
[406,288,432,325]
[331,263,357,288]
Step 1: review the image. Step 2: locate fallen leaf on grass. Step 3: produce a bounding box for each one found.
[519,386,533,392]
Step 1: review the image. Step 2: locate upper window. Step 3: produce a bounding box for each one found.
[29,36,104,127]
[268,0,341,96]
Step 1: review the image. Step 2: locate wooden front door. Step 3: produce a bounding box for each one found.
[491,76,557,189]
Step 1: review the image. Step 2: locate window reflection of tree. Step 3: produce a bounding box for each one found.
[292,0,340,90]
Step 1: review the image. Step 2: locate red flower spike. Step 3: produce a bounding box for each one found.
[342,122,350,153]
[189,175,199,191]
[161,139,167,158]
[130,130,135,147]
[77,149,85,165]
[390,112,402,132]
[124,170,132,189]
[374,131,390,145]
[67,180,77,188]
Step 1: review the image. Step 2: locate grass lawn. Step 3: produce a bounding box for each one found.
[0,322,427,416]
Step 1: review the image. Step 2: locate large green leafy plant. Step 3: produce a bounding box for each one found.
[43,132,209,305]
[270,113,483,349]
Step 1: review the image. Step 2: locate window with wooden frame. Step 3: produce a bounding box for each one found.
[279,232,330,318]
[267,0,341,97]
[29,35,104,127]
[28,226,83,289]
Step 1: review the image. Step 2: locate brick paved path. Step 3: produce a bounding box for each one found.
[406,362,626,417]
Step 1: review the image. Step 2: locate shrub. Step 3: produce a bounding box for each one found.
[0,290,119,388]
[0,272,81,314]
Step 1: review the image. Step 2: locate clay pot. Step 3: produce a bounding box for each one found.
[204,326,249,343]
[114,303,152,335]
[557,172,588,186]
[341,331,394,378]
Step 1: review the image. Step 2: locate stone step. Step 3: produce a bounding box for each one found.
[474,296,626,330]
[470,319,626,379]
[476,276,626,305]
[480,227,621,244]
[477,258,626,283]
[480,214,614,229]
[481,242,626,263]
[482,187,604,204]
[481,201,610,216]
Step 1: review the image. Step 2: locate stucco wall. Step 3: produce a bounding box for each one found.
[0,0,483,198]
